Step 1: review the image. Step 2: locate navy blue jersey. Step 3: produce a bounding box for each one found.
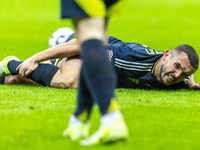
[66,34,189,90]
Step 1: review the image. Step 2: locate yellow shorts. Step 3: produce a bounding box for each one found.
[61,0,125,18]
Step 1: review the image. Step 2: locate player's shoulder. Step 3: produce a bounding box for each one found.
[108,36,164,55]
[126,43,164,56]
[65,33,75,42]
[108,36,124,44]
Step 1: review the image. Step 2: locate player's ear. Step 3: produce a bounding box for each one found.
[163,50,171,61]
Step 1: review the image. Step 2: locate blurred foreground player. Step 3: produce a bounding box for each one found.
[60,0,128,146]
[55,0,128,146]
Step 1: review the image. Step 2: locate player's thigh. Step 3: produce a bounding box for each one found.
[60,56,82,78]
[57,58,67,68]
[55,56,82,88]
[73,17,106,45]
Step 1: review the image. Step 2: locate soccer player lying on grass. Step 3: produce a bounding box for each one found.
[0,35,199,90]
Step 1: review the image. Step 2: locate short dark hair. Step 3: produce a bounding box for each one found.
[171,44,199,69]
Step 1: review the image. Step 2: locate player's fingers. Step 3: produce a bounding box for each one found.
[16,65,19,70]
[16,64,22,71]
[21,69,26,77]
[20,70,24,76]
[25,69,33,76]
[19,67,26,77]
[18,66,22,75]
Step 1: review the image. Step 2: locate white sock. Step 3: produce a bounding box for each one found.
[100,110,123,126]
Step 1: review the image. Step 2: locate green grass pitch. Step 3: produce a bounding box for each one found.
[0,0,200,149]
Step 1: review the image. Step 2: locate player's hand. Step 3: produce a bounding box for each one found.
[191,83,200,90]
[16,56,39,76]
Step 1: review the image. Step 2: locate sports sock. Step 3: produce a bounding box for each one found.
[0,78,5,84]
[7,60,59,86]
[76,39,117,116]
[74,67,94,122]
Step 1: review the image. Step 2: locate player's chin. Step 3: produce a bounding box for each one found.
[163,82,171,86]
[162,79,174,86]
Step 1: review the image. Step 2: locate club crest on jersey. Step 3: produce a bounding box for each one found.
[107,50,113,61]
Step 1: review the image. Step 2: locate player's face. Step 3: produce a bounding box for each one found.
[160,52,196,86]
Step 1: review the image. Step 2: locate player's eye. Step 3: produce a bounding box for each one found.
[175,63,179,69]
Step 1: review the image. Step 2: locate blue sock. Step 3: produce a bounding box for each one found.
[75,39,117,117]
[74,68,94,120]
[0,78,5,84]
[7,60,59,86]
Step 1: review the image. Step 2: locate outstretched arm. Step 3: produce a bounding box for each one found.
[16,40,80,76]
[186,74,200,90]
[31,40,80,61]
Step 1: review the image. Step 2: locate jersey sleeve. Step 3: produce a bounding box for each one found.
[108,36,125,44]
[65,33,75,42]
[183,76,191,84]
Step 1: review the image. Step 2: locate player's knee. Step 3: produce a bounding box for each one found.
[52,77,78,89]
[5,75,22,84]
[55,82,77,89]
[68,78,79,89]
[63,77,79,89]
[8,76,18,84]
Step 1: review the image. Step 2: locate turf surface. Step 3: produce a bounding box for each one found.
[0,0,200,149]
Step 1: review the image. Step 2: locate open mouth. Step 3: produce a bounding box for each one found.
[168,74,175,81]
[167,74,177,83]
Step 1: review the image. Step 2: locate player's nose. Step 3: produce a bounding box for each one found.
[175,70,182,79]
